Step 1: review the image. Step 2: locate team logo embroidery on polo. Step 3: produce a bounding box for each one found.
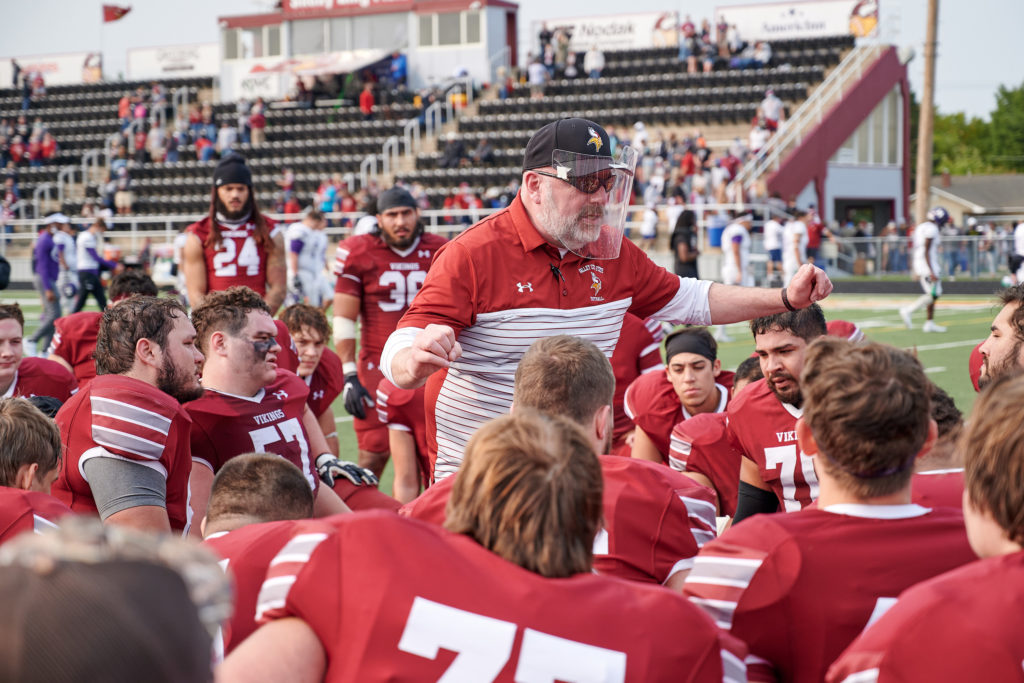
[587,127,603,153]
[516,282,533,292]
[272,390,289,400]
[590,272,602,296]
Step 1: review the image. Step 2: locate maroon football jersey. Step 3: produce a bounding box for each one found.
[185,369,317,491]
[727,378,818,511]
[625,370,734,462]
[11,356,76,402]
[305,347,343,418]
[333,232,448,370]
[827,550,1024,683]
[684,505,977,683]
[48,311,102,387]
[398,472,451,523]
[610,314,664,450]
[670,412,742,517]
[0,487,72,543]
[376,378,430,488]
[204,517,339,654]
[53,374,193,532]
[402,457,718,586]
[594,455,717,584]
[186,216,281,296]
[273,319,299,374]
[911,468,964,509]
[256,510,747,682]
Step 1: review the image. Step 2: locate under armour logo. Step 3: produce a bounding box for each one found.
[418,250,431,258]
[516,282,533,292]
[272,390,289,400]
[313,390,325,401]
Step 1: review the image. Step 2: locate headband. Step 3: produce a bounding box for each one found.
[666,332,716,363]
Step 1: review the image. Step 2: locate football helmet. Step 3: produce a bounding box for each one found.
[926,207,950,227]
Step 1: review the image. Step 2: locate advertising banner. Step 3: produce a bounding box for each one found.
[533,12,681,53]
[0,51,103,86]
[715,0,879,41]
[127,43,219,80]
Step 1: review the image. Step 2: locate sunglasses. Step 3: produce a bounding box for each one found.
[535,169,616,194]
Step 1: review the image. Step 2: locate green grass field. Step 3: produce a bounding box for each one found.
[19,292,996,497]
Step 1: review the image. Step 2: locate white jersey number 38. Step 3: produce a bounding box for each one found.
[378,270,426,312]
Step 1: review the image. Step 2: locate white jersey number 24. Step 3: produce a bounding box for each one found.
[213,236,261,277]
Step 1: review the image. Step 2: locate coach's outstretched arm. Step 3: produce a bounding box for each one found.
[708,263,832,324]
[382,323,463,389]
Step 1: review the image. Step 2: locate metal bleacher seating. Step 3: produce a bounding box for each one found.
[2,34,855,217]
[397,35,853,207]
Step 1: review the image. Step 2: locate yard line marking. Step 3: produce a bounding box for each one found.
[334,416,354,424]
[924,366,947,374]
[911,339,985,352]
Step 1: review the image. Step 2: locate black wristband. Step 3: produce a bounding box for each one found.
[781,287,797,312]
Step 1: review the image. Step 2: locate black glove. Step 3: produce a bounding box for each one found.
[291,274,303,294]
[316,454,379,488]
[342,372,374,419]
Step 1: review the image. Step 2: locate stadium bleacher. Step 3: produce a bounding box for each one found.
[0,34,854,218]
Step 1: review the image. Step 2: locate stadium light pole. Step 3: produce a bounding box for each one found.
[914,0,939,224]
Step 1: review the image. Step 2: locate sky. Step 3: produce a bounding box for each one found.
[1,0,1019,121]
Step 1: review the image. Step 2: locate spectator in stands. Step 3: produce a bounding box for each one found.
[40,131,57,162]
[553,28,570,76]
[679,14,697,64]
[27,133,43,167]
[235,99,251,144]
[563,52,579,79]
[113,167,133,216]
[10,59,20,88]
[8,136,25,165]
[19,73,31,110]
[276,167,295,202]
[749,115,771,155]
[730,40,770,69]
[359,82,375,121]
[389,51,407,87]
[195,134,215,162]
[471,137,496,165]
[760,88,785,132]
[584,45,605,79]
[527,56,548,99]
[248,100,266,148]
[439,132,466,169]
[216,120,238,158]
[187,102,203,139]
[132,124,148,164]
[316,175,338,213]
[146,122,166,163]
[538,22,553,54]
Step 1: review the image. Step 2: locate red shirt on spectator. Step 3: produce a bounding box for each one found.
[359,88,375,116]
[27,139,43,162]
[40,136,57,160]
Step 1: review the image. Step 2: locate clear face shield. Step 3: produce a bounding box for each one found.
[540,146,639,260]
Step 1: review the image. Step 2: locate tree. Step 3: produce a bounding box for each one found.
[987,81,1024,171]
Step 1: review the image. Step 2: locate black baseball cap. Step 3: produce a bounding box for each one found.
[213,153,252,187]
[522,118,612,172]
[377,186,418,212]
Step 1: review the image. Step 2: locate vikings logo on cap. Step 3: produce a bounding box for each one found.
[587,127,603,153]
